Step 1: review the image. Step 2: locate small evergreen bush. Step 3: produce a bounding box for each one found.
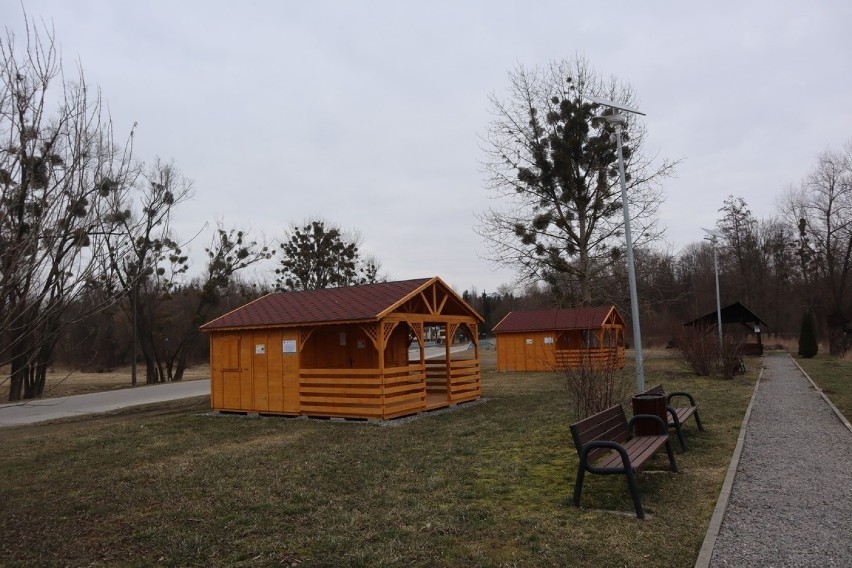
[798,312,819,358]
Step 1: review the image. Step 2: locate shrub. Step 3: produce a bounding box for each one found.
[562,350,631,419]
[798,312,819,358]
[718,336,745,380]
[674,326,717,376]
[675,325,744,379]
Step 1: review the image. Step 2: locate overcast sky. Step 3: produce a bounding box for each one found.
[6,1,852,293]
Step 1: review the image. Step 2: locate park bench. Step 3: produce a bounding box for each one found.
[639,385,704,451]
[570,404,677,519]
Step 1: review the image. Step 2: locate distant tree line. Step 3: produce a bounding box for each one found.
[466,192,833,348]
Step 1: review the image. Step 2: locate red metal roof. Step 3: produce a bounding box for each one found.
[492,306,621,333]
[201,278,439,330]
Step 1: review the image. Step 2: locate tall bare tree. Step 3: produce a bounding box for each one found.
[104,160,192,384]
[716,196,762,305]
[0,19,133,400]
[783,142,852,356]
[162,225,273,381]
[478,57,676,306]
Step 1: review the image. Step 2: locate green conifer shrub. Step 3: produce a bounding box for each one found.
[798,312,819,358]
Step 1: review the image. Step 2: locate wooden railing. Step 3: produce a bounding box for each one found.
[299,365,426,419]
[554,348,625,370]
[417,358,481,404]
[447,359,480,403]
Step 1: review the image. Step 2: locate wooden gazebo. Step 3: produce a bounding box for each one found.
[200,277,483,420]
[684,301,767,355]
[493,306,626,372]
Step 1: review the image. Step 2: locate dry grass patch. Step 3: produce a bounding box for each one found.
[795,354,852,420]
[0,365,210,400]
[0,350,758,567]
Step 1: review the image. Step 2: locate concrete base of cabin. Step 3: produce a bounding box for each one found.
[207,397,485,423]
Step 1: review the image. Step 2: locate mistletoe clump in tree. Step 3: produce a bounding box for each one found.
[478,57,676,306]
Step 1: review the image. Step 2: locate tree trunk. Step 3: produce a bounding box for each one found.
[7,312,30,401]
[23,360,48,399]
[8,355,26,402]
[827,321,848,357]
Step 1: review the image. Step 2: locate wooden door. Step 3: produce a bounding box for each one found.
[281,331,300,413]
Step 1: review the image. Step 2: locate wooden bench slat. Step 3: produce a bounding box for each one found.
[670,406,695,426]
[571,406,633,463]
[626,435,670,467]
[595,437,666,470]
[572,408,624,439]
[578,420,630,447]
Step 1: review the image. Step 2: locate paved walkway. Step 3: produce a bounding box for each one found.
[0,379,210,427]
[703,353,852,567]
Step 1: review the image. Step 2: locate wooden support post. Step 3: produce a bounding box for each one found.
[377,321,386,417]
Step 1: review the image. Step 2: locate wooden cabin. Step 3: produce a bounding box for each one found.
[199,277,483,420]
[492,306,626,372]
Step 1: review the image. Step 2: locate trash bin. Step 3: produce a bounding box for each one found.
[631,393,667,436]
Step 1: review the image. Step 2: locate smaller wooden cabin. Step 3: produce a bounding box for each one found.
[493,306,626,372]
[200,277,483,420]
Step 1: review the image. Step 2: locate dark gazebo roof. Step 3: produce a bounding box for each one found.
[684,301,767,328]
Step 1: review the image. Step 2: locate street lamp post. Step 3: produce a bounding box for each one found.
[702,228,724,350]
[583,94,646,392]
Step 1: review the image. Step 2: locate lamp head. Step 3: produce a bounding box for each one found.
[594,113,627,126]
[581,93,645,116]
[701,227,722,244]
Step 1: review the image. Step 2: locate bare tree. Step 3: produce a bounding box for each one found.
[104,160,192,384]
[0,19,133,400]
[783,142,852,356]
[716,196,762,305]
[162,225,273,381]
[478,57,677,305]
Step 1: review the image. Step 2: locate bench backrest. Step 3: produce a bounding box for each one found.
[640,384,665,397]
[570,405,630,463]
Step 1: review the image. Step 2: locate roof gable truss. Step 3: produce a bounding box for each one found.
[382,278,482,321]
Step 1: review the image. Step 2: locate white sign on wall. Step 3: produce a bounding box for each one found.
[255,344,266,355]
[526,338,533,345]
[282,339,297,354]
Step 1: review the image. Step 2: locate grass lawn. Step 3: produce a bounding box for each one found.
[0,351,758,567]
[794,354,852,420]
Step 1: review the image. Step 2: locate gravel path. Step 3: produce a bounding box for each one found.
[708,352,852,567]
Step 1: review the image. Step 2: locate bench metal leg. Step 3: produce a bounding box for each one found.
[625,468,645,519]
[665,439,678,473]
[694,409,704,432]
[666,407,687,452]
[572,464,585,507]
[674,424,688,452]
